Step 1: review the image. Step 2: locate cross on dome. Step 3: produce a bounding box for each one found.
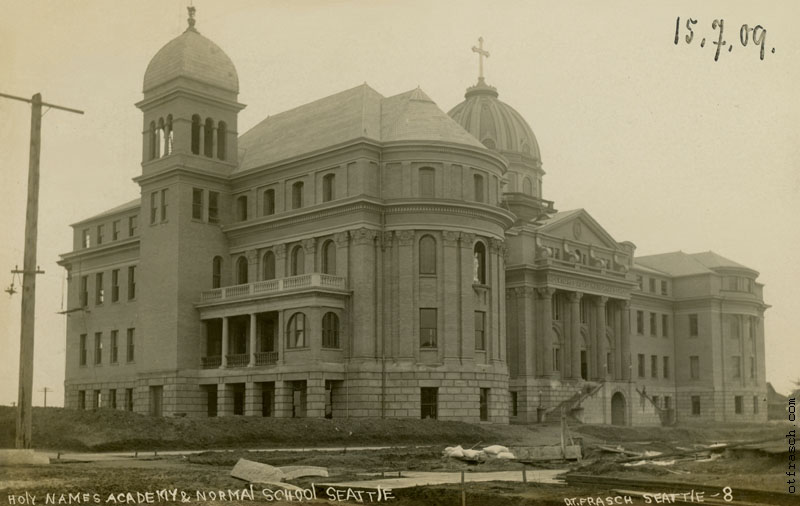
[187,5,196,30]
[471,36,490,80]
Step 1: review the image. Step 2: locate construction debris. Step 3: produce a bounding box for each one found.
[280,465,329,480]
[442,445,516,462]
[231,459,285,484]
[514,445,581,462]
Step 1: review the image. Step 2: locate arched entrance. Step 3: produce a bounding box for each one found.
[611,392,626,426]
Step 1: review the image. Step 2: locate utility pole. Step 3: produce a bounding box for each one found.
[1,91,83,449]
[38,387,52,408]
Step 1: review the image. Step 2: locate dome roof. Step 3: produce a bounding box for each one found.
[448,78,541,161]
[143,26,239,94]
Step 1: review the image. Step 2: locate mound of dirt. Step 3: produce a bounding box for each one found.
[0,406,533,452]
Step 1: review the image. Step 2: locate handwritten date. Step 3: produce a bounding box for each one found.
[674,17,775,61]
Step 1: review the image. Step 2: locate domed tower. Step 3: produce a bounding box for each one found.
[133,8,245,391]
[448,40,554,222]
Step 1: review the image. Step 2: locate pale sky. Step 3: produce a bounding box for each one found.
[1,0,798,407]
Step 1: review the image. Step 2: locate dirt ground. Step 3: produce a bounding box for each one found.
[1,408,795,505]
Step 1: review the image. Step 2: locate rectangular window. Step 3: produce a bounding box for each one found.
[636,275,643,290]
[127,266,136,299]
[125,388,134,411]
[651,355,658,378]
[553,295,562,321]
[732,356,742,378]
[553,347,561,372]
[649,312,657,336]
[96,224,104,245]
[664,396,671,409]
[80,275,88,307]
[510,392,518,417]
[663,356,670,379]
[749,317,757,340]
[690,355,700,379]
[110,330,118,364]
[734,395,743,414]
[636,310,644,334]
[479,388,489,421]
[128,215,138,236]
[208,191,219,223]
[419,168,435,198]
[637,353,645,378]
[126,328,135,362]
[292,182,304,209]
[160,188,168,221]
[420,387,438,419]
[112,220,120,240]
[264,189,275,216]
[79,334,87,366]
[649,278,656,293]
[662,314,669,337]
[750,356,755,379]
[94,390,102,409]
[95,272,104,304]
[111,269,120,302]
[94,332,102,364]
[419,308,437,348]
[660,280,668,295]
[689,314,698,337]
[150,191,157,224]
[192,188,204,220]
[652,395,659,408]
[78,390,86,410]
[474,311,486,351]
[691,395,701,415]
[753,395,759,414]
[82,229,90,248]
[109,389,117,409]
[473,174,485,203]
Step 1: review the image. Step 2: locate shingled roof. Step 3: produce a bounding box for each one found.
[237,83,485,173]
[636,251,757,277]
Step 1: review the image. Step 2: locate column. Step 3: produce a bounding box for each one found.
[516,288,534,376]
[442,231,460,361]
[277,310,285,364]
[621,301,631,380]
[594,296,608,380]
[221,316,229,368]
[247,250,258,283]
[537,288,555,377]
[350,228,377,358]
[459,232,476,361]
[274,244,286,279]
[568,292,583,380]
[396,230,415,359]
[211,126,218,159]
[302,238,317,273]
[248,313,258,366]
[197,120,204,155]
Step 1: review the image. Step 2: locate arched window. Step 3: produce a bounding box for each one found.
[322,174,335,202]
[262,251,276,280]
[165,115,173,155]
[292,181,304,209]
[236,256,248,285]
[419,168,435,198]
[322,312,339,348]
[203,118,214,157]
[419,235,436,275]
[263,189,275,216]
[552,328,562,373]
[321,240,336,275]
[156,117,165,158]
[191,115,201,154]
[148,121,157,160]
[212,256,222,289]
[290,245,305,276]
[286,313,306,348]
[473,173,485,203]
[236,195,248,221]
[217,121,227,160]
[523,177,533,196]
[473,242,486,284]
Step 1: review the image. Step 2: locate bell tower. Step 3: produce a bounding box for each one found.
[136,6,244,176]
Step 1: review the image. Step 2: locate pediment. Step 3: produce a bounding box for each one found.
[537,209,620,250]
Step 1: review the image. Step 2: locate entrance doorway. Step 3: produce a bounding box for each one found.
[611,392,626,426]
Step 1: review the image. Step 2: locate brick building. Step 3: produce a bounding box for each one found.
[58,13,768,425]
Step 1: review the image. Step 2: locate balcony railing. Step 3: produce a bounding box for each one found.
[226,354,249,368]
[201,355,221,369]
[201,351,280,369]
[200,273,347,303]
[255,351,278,366]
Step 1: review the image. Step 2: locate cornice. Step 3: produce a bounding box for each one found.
[58,238,140,266]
